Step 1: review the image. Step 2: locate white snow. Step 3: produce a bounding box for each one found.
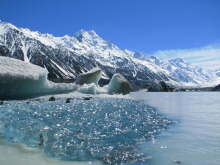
[20,28,59,48]
[146,56,220,87]
[1,21,219,87]
[20,40,30,62]
[0,22,19,35]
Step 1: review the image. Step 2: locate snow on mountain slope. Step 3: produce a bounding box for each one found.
[0,21,175,89]
[147,56,219,86]
[0,21,218,88]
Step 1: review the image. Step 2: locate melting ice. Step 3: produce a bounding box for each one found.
[0,56,78,99]
[0,56,132,99]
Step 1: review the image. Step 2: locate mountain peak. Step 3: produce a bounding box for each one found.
[75,29,101,42]
[1,21,219,87]
[0,21,19,33]
[169,58,185,64]
[74,29,118,50]
[80,29,98,36]
[149,56,163,65]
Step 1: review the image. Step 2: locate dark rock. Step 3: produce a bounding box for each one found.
[212,84,220,91]
[159,81,175,92]
[39,133,44,147]
[98,77,110,87]
[0,101,3,105]
[65,98,71,103]
[173,160,182,164]
[48,96,56,101]
[148,81,174,92]
[83,96,92,100]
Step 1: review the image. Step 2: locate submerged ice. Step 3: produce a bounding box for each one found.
[0,98,172,164]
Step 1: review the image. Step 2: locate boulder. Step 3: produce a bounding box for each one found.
[48,96,56,101]
[148,81,174,92]
[83,96,93,100]
[65,98,71,103]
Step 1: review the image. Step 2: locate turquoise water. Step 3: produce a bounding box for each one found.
[0,97,172,165]
[0,92,219,165]
[130,92,220,165]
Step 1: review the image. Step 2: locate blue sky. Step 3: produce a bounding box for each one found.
[0,0,220,69]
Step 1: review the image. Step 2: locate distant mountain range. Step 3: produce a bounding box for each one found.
[0,21,219,88]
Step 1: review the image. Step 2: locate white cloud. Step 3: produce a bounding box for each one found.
[148,44,220,70]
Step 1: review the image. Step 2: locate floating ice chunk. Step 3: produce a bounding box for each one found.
[77,83,108,95]
[0,57,134,99]
[0,56,77,99]
[107,73,132,95]
[76,73,133,95]
[75,68,102,85]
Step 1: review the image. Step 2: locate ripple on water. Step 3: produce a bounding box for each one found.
[0,98,173,164]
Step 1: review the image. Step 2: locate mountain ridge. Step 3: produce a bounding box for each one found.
[0,21,219,88]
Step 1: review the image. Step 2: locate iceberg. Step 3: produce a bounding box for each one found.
[77,73,133,95]
[75,68,102,86]
[0,56,77,99]
[107,73,132,95]
[0,57,134,99]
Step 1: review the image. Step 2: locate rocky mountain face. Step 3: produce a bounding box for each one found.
[0,21,219,89]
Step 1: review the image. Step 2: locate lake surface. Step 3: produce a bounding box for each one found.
[130,92,220,165]
[0,96,171,165]
[0,92,220,165]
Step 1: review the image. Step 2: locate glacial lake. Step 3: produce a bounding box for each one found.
[131,92,220,165]
[0,92,219,165]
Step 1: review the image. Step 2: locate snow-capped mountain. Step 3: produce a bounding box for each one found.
[0,21,219,88]
[146,56,218,86]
